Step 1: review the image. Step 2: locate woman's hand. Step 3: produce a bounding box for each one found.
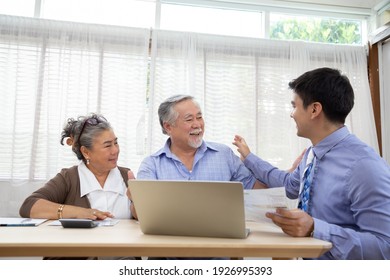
[127,170,138,220]
[62,205,114,220]
[29,199,113,220]
[66,205,113,220]
[127,170,135,201]
[87,208,114,220]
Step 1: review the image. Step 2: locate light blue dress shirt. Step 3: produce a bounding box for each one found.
[137,138,256,189]
[244,126,390,259]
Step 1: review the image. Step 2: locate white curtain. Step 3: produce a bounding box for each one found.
[149,30,378,169]
[0,15,150,182]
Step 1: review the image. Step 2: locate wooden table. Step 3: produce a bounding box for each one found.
[0,219,331,258]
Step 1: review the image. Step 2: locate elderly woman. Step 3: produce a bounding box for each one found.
[20,113,135,221]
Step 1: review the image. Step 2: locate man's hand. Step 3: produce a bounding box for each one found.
[232,135,251,160]
[266,208,314,237]
[288,149,306,173]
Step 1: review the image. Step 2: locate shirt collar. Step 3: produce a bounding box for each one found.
[79,162,126,197]
[151,138,219,159]
[312,125,350,160]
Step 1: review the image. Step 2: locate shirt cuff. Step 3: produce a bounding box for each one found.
[312,218,331,241]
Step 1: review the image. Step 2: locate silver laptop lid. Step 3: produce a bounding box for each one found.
[128,180,249,239]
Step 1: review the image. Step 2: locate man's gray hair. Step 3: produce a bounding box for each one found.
[158,95,200,135]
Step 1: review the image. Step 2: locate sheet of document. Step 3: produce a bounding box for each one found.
[244,188,297,223]
[94,219,120,226]
[0,217,47,226]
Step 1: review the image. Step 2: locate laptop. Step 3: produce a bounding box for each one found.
[128,180,249,239]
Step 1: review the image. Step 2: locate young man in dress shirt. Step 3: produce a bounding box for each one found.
[233,67,390,259]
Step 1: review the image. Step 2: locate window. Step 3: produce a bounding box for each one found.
[0,0,35,17]
[0,0,367,44]
[270,13,362,44]
[41,0,155,28]
[160,3,263,38]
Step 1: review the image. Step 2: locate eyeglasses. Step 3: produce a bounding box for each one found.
[77,116,107,147]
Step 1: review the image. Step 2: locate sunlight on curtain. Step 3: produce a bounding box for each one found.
[149,30,377,169]
[0,15,150,182]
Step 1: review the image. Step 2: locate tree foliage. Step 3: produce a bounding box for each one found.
[269,18,361,44]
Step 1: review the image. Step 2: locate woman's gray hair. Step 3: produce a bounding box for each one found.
[158,95,200,135]
[60,113,112,161]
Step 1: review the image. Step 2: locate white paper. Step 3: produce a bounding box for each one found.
[95,219,119,226]
[244,188,297,223]
[0,217,47,226]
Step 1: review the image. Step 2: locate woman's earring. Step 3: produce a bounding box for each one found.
[86,159,90,165]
